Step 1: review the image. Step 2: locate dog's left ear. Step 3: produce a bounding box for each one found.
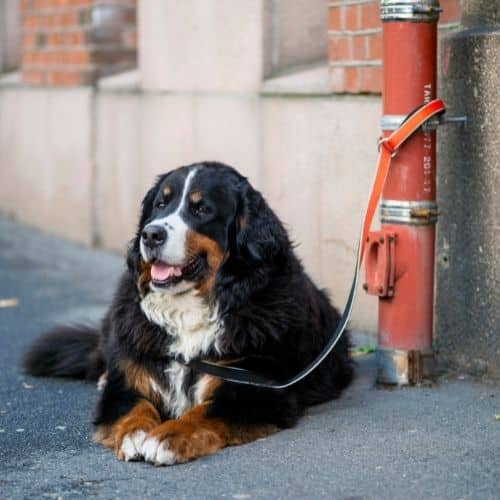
[126,182,161,277]
[229,180,289,267]
[216,178,290,315]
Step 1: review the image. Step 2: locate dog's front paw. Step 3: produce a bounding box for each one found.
[141,420,225,466]
[141,435,178,465]
[118,430,148,462]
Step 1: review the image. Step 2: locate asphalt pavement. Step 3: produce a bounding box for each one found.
[0,217,499,500]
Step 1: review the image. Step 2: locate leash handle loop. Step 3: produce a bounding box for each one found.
[191,98,446,389]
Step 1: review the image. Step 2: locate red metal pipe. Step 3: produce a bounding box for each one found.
[375,1,441,384]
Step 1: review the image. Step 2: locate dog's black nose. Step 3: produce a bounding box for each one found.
[141,225,167,248]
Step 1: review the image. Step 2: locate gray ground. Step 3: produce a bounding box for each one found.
[0,217,499,500]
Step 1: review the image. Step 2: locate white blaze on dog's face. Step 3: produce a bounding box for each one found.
[138,165,237,296]
[140,168,198,294]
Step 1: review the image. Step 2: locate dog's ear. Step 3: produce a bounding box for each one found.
[216,178,291,315]
[126,182,160,277]
[232,182,289,265]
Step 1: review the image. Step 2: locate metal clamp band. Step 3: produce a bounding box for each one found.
[381,114,442,132]
[380,199,439,225]
[380,0,441,22]
[381,114,467,132]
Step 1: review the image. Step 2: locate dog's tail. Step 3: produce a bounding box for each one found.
[22,326,105,381]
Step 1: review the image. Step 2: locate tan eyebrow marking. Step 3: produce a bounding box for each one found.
[189,191,203,203]
[162,185,172,197]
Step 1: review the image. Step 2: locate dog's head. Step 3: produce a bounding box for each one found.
[127,162,289,299]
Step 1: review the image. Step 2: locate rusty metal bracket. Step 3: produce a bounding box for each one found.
[363,230,397,298]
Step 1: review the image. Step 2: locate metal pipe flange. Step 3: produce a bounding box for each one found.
[380,0,442,22]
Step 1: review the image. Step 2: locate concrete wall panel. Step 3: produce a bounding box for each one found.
[193,95,260,184]
[95,93,142,252]
[261,96,380,333]
[0,88,93,245]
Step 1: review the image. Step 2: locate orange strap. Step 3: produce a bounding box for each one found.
[191,98,447,389]
[359,98,446,263]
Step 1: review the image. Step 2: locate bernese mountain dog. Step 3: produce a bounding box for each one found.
[23,162,353,465]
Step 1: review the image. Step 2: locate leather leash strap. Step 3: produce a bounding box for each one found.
[190,98,446,389]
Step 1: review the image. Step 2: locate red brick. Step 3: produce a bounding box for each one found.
[49,70,68,85]
[368,33,382,60]
[35,0,53,8]
[22,51,36,65]
[345,66,361,93]
[50,13,64,27]
[38,51,51,65]
[328,7,342,31]
[352,35,367,60]
[47,68,94,86]
[70,50,92,65]
[361,66,382,93]
[361,2,380,30]
[22,33,36,49]
[23,69,47,85]
[328,37,351,61]
[47,32,62,46]
[65,30,87,45]
[51,51,65,64]
[61,11,78,26]
[344,5,360,30]
[23,14,39,29]
[439,0,462,23]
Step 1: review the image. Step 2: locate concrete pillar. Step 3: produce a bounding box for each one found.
[138,0,266,92]
[436,1,500,377]
[0,0,20,73]
[138,0,328,92]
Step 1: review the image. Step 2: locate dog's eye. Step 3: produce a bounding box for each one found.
[190,203,210,217]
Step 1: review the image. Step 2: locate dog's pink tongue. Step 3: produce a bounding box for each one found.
[151,263,182,281]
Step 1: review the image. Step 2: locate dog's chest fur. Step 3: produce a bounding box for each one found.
[140,290,222,417]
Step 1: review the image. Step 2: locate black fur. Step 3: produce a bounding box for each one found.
[23,325,104,380]
[23,161,354,450]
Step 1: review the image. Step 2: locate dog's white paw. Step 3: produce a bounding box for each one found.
[120,430,147,461]
[142,437,177,466]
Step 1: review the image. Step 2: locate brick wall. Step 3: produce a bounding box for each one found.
[21,0,137,86]
[328,0,462,94]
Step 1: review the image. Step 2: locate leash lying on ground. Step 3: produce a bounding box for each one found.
[189,99,447,389]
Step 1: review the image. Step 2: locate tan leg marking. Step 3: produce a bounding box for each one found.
[119,359,162,407]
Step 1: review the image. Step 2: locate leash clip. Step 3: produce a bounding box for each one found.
[378,137,398,158]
